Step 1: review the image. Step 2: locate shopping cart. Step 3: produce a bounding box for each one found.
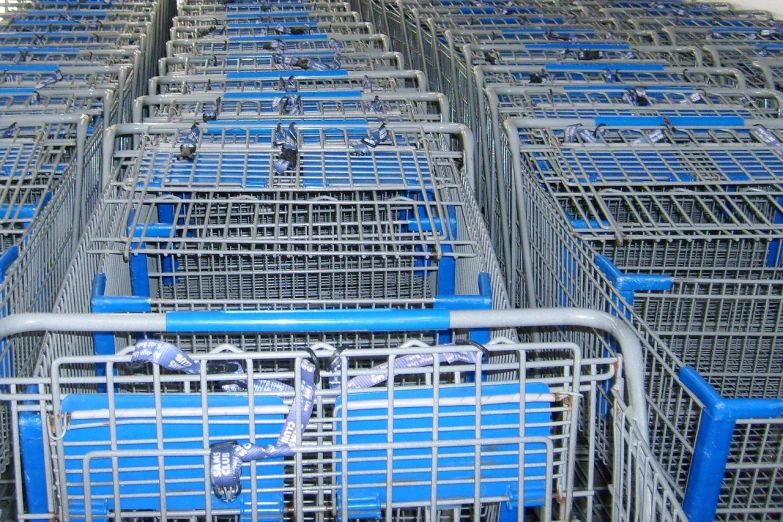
[149,70,429,95]
[177,1,355,16]
[133,91,449,124]
[0,304,658,521]
[171,21,377,40]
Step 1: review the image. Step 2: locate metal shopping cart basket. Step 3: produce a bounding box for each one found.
[479,86,783,286]
[0,302,661,521]
[503,114,783,521]
[133,91,449,124]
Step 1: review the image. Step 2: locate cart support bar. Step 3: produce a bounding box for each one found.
[680,366,783,522]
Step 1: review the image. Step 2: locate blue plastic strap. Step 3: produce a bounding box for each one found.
[177,124,201,160]
[34,69,63,90]
[350,123,389,156]
[594,256,672,307]
[750,125,783,160]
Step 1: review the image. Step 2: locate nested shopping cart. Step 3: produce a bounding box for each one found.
[0,300,662,521]
[177,1,355,16]
[445,42,705,126]
[149,70,429,96]
[133,91,449,124]
[502,114,783,521]
[478,86,783,284]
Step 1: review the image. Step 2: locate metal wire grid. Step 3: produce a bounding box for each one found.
[158,51,405,75]
[474,86,783,271]
[704,43,783,73]
[165,34,391,57]
[426,26,664,96]
[0,47,139,67]
[446,43,706,124]
[133,92,446,124]
[149,71,428,95]
[414,21,611,94]
[0,19,148,33]
[0,333,617,521]
[513,120,783,243]
[0,64,136,120]
[599,5,772,21]
[172,21,377,40]
[177,1,355,16]
[461,65,749,164]
[0,8,157,23]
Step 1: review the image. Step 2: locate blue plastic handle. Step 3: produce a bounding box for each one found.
[592,115,745,128]
[0,64,60,73]
[166,309,452,333]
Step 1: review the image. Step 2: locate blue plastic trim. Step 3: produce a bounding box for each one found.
[0,64,60,73]
[225,10,310,19]
[165,309,452,333]
[0,246,19,283]
[592,115,745,128]
[680,366,783,522]
[594,255,673,306]
[0,88,36,96]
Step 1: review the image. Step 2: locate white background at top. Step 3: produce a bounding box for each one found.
[716,0,783,16]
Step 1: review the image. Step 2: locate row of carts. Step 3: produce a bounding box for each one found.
[0,0,174,517]
[353,0,783,521]
[0,0,645,520]
[0,0,779,521]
